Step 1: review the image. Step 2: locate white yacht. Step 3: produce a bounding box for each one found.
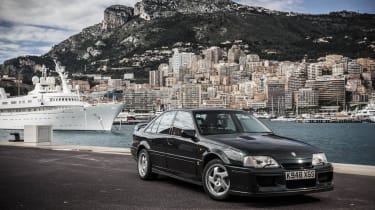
[253,112,271,119]
[270,116,296,122]
[354,94,375,120]
[0,63,123,131]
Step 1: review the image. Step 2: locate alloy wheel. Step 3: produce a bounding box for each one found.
[138,152,148,177]
[205,163,230,197]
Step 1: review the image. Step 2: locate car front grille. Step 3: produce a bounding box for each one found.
[256,176,284,187]
[286,179,316,189]
[282,162,312,170]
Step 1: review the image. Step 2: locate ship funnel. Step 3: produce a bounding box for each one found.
[32,76,40,84]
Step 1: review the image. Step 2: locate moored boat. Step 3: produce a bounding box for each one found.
[0,62,123,131]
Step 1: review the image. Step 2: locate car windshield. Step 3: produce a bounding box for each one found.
[194,111,272,135]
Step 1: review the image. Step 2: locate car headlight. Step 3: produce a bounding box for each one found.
[243,156,280,168]
[312,153,328,165]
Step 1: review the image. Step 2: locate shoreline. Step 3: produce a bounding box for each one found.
[1,141,374,177]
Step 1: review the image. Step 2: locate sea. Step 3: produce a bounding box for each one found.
[1,121,374,166]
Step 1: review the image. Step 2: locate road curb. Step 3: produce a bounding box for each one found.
[0,142,131,155]
[332,163,375,177]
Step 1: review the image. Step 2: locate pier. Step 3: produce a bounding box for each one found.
[0,144,374,209]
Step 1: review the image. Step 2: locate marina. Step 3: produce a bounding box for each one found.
[294,118,363,123]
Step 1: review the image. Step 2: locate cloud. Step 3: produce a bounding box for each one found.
[0,0,139,63]
[0,40,42,63]
[0,0,138,31]
[235,0,304,12]
[0,23,73,43]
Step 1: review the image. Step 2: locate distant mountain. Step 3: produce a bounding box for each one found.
[1,0,375,84]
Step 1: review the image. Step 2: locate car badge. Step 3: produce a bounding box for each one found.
[291,152,296,157]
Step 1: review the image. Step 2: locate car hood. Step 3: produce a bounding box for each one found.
[203,133,319,160]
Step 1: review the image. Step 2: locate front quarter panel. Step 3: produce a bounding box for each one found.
[200,138,245,167]
[131,129,151,159]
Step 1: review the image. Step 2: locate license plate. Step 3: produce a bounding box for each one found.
[285,170,315,181]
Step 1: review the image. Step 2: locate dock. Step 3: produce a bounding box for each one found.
[296,118,363,123]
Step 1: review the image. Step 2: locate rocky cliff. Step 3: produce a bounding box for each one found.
[102,5,134,30]
[134,0,236,20]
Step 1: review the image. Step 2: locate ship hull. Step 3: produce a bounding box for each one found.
[0,103,124,131]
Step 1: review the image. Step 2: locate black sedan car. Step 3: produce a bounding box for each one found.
[131,109,333,200]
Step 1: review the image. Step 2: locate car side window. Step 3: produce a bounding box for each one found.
[157,111,176,134]
[195,112,236,135]
[145,115,162,133]
[172,111,195,136]
[217,114,236,132]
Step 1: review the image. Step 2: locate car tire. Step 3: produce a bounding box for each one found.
[137,149,157,180]
[202,159,231,200]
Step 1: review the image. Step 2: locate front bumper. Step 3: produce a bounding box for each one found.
[226,164,333,197]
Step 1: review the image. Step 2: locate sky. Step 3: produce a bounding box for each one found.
[0,0,374,64]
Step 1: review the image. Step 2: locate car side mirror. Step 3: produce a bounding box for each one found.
[134,123,148,131]
[181,130,197,141]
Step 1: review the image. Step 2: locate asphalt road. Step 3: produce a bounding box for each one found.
[0,146,374,210]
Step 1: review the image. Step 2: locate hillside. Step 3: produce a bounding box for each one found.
[1,0,374,84]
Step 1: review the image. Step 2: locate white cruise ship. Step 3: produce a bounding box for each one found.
[0,63,124,131]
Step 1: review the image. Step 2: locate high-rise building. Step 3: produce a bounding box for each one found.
[149,70,163,88]
[278,62,299,78]
[207,87,217,99]
[332,62,346,76]
[238,81,256,97]
[347,61,363,74]
[284,91,293,110]
[169,48,194,77]
[124,88,157,111]
[165,77,176,87]
[248,101,267,110]
[288,63,307,92]
[181,84,202,108]
[247,61,263,74]
[295,88,319,108]
[228,45,241,63]
[158,63,170,76]
[307,62,323,80]
[308,76,346,107]
[203,47,223,69]
[266,83,286,114]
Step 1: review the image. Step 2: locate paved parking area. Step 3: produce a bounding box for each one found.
[0,146,374,209]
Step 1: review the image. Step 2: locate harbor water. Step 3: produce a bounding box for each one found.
[1,121,374,166]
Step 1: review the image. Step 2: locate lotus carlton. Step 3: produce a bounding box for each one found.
[131,109,333,200]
